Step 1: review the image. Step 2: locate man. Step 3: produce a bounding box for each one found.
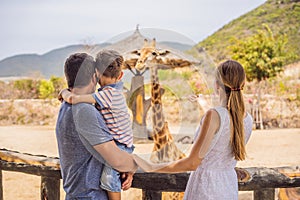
[56,53,137,199]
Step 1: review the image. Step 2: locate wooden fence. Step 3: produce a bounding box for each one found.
[0,148,300,200]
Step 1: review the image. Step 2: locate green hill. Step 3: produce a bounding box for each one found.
[196,0,300,64]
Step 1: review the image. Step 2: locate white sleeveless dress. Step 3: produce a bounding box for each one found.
[184,106,253,200]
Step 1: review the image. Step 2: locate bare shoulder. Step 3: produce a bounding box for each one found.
[203,109,220,133]
[205,109,220,121]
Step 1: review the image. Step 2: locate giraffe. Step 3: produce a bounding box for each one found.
[133,38,185,163]
[132,38,185,200]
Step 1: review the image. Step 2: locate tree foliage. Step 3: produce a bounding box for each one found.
[50,76,67,97]
[38,79,55,99]
[230,25,288,82]
[39,76,66,99]
[13,79,40,99]
[198,0,300,64]
[3,76,66,99]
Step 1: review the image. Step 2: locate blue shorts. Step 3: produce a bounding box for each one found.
[65,189,108,200]
[100,141,134,192]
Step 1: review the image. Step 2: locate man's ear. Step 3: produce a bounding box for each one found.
[92,73,98,84]
[117,71,124,81]
[95,68,100,77]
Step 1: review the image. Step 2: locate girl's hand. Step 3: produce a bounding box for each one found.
[189,94,211,112]
[188,94,199,102]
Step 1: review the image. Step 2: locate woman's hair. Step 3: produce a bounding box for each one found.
[215,60,246,161]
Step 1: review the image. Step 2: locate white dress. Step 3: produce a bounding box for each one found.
[184,106,253,200]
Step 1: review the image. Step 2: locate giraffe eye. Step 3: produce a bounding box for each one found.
[152,52,157,56]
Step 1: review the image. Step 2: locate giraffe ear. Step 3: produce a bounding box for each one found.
[157,50,170,56]
[131,50,141,56]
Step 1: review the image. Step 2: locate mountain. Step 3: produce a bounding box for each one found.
[0,41,192,78]
[196,0,300,64]
[159,41,192,51]
[0,44,110,78]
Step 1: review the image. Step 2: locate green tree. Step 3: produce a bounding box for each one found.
[230,24,287,81]
[230,25,288,129]
[13,79,40,99]
[49,76,66,98]
[39,79,55,99]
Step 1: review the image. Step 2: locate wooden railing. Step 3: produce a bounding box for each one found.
[0,149,300,200]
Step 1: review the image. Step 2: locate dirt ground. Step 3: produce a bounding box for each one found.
[0,126,299,200]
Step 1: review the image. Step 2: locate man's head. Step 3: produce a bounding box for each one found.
[64,53,95,89]
[95,50,123,80]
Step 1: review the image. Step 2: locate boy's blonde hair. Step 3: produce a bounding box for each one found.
[215,60,246,161]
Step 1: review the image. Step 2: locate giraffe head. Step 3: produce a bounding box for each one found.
[132,38,169,73]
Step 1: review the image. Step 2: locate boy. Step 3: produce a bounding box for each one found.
[60,50,134,200]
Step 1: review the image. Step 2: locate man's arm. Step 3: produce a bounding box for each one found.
[73,103,137,172]
[94,141,137,173]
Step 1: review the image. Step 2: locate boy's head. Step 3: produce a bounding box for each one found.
[95,50,123,79]
[64,53,95,89]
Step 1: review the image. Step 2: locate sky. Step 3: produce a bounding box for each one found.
[0,0,266,60]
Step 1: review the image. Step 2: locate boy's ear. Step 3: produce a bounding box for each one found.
[118,71,124,80]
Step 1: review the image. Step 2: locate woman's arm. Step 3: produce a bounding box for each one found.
[136,109,220,173]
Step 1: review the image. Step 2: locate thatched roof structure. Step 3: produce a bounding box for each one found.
[101,27,200,71]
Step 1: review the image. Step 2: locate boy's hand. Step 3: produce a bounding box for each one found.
[121,172,134,191]
[58,89,65,102]
[58,88,74,104]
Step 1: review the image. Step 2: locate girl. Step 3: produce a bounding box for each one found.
[134,60,253,200]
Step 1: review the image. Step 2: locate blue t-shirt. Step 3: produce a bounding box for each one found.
[56,102,113,199]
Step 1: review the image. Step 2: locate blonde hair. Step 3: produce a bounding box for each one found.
[216,60,246,161]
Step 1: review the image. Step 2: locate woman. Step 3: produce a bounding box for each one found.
[134,60,253,200]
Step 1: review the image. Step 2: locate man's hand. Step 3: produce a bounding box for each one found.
[121,172,134,191]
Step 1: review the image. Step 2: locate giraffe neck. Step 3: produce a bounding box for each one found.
[151,66,164,134]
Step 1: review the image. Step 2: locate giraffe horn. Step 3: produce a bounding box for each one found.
[151,38,156,48]
[143,39,148,47]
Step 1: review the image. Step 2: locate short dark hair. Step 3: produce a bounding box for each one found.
[64,53,95,88]
[95,50,123,79]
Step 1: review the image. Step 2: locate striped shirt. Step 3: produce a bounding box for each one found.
[92,82,133,147]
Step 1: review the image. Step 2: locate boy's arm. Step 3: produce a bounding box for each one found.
[59,88,96,104]
[59,88,73,103]
[72,94,96,104]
